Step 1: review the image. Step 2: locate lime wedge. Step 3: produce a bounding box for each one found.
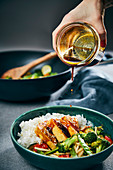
[41,65,52,76]
[73,33,95,60]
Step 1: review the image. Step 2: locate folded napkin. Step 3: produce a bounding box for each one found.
[48,53,113,115]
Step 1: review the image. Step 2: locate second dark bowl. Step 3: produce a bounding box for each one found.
[0,51,71,101]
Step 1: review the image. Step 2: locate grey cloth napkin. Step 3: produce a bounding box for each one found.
[48,65,113,115]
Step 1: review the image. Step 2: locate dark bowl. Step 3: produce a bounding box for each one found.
[10,105,113,170]
[0,51,71,101]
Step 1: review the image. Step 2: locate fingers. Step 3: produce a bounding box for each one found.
[52,25,61,52]
[52,18,70,51]
[52,24,67,51]
[93,19,107,48]
[99,31,107,48]
[52,13,74,51]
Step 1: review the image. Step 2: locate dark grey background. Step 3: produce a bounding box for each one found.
[0,0,113,52]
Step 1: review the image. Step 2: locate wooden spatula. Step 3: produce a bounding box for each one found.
[1,51,57,80]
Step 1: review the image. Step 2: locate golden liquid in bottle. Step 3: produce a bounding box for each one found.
[58,25,98,67]
[56,22,104,81]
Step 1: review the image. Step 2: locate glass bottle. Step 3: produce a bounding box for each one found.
[56,22,105,68]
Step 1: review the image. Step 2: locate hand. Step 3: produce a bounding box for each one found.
[52,0,107,51]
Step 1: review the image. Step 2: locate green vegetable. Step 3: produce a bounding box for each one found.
[50,72,57,76]
[84,132,97,143]
[91,138,110,153]
[35,70,43,76]
[91,138,102,148]
[35,149,44,155]
[45,147,59,155]
[58,135,78,153]
[97,126,104,136]
[96,144,103,153]
[22,74,32,79]
[5,76,12,79]
[78,134,93,156]
[31,73,39,79]
[84,127,95,133]
[79,131,86,139]
[70,146,78,158]
[45,135,78,155]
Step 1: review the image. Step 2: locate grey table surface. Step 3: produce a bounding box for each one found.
[0,59,113,170]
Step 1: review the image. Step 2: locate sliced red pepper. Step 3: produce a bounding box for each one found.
[59,154,70,158]
[105,136,113,145]
[34,143,48,149]
[33,148,38,152]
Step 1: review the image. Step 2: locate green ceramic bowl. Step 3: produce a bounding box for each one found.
[10,106,113,170]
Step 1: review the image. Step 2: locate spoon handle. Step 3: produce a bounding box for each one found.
[25,51,57,70]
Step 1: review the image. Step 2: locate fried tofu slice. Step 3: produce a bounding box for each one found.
[68,126,78,136]
[35,126,56,149]
[60,116,78,136]
[66,116,79,132]
[47,141,56,150]
[46,118,67,142]
[52,125,67,142]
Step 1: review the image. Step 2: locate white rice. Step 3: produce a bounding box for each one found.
[17,113,93,148]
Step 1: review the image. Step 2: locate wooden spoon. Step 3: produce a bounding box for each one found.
[1,51,57,79]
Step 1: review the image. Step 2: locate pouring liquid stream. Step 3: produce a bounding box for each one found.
[71,66,74,81]
[63,45,95,81]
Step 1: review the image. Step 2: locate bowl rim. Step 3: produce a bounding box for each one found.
[0,50,71,81]
[10,105,113,160]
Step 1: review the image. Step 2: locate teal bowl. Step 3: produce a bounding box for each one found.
[10,106,113,170]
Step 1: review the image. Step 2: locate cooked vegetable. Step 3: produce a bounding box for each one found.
[26,115,112,158]
[91,138,110,153]
[31,73,39,79]
[5,76,12,79]
[4,65,57,79]
[35,70,43,77]
[45,147,59,155]
[91,138,102,148]
[34,143,49,149]
[22,65,57,79]
[34,149,44,155]
[96,126,104,136]
[78,134,93,156]
[41,65,52,76]
[58,154,70,158]
[70,146,78,158]
[57,135,78,153]
[45,135,78,155]
[84,127,95,133]
[83,132,97,143]
[22,74,32,79]
[105,136,113,145]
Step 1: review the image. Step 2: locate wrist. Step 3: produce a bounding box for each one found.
[83,0,104,14]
